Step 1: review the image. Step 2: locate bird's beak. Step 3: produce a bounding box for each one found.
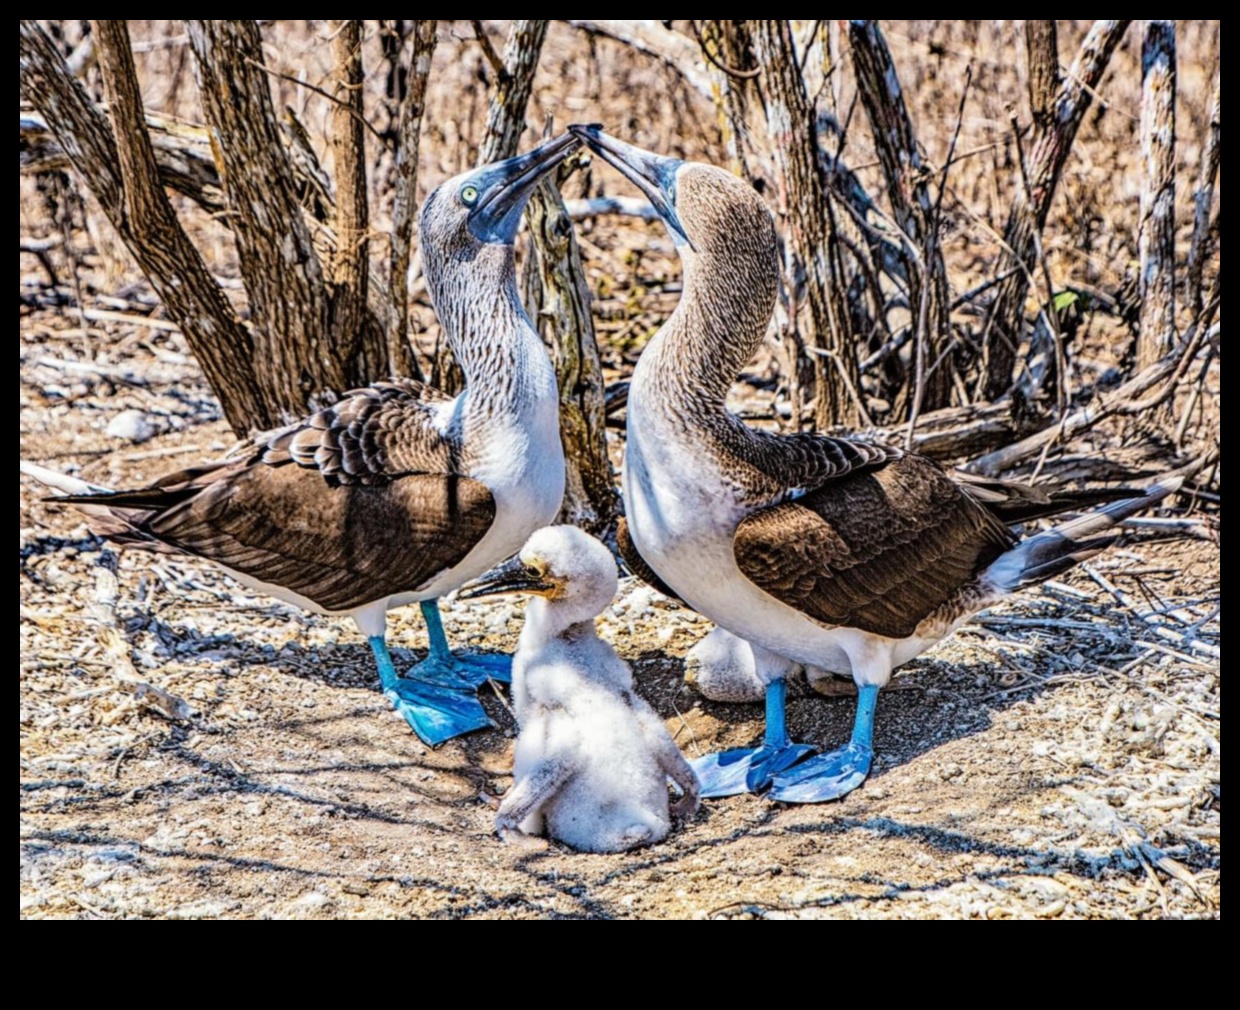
[457,556,556,600]
[468,131,580,244]
[568,123,693,248]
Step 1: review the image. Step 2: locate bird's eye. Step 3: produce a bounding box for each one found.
[525,564,542,578]
[460,184,480,206]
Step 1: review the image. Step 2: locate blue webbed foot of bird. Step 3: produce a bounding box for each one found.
[689,677,814,797]
[403,651,511,689]
[413,599,513,686]
[768,741,872,803]
[384,675,493,746]
[370,635,493,745]
[690,742,817,798]
[447,651,513,686]
[769,682,879,803]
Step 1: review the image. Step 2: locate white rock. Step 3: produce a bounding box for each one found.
[106,409,158,443]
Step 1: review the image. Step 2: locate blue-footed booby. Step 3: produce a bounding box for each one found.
[571,124,1179,804]
[22,133,578,747]
[461,526,700,852]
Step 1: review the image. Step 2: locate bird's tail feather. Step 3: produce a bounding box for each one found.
[984,476,1183,592]
[20,460,113,497]
[21,460,156,544]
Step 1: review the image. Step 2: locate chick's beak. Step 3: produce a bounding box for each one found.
[468,131,580,244]
[457,556,555,600]
[568,123,692,248]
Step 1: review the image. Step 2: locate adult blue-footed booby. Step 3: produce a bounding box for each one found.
[23,133,577,747]
[461,526,699,852]
[571,124,1179,804]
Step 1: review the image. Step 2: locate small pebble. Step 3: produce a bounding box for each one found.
[106,409,158,443]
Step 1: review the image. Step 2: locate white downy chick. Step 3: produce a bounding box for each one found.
[462,525,700,853]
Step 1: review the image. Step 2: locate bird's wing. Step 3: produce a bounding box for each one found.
[146,464,495,611]
[47,380,496,611]
[616,515,684,604]
[749,431,899,498]
[949,470,1139,524]
[734,454,1015,638]
[261,378,460,484]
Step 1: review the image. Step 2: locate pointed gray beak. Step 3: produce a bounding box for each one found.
[568,124,692,248]
[467,132,580,244]
[458,556,555,601]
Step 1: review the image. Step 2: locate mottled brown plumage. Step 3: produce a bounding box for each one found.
[263,379,460,484]
[53,381,496,613]
[734,456,1014,638]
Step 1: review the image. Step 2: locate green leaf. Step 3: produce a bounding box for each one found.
[1052,290,1080,312]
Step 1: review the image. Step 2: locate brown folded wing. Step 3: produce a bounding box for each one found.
[734,455,1014,639]
[261,378,459,484]
[56,380,495,612]
[146,466,494,611]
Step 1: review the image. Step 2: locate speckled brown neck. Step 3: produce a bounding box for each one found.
[428,243,548,420]
[647,167,779,416]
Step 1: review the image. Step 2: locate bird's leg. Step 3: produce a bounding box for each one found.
[769,684,878,803]
[495,759,571,848]
[367,633,492,747]
[688,679,817,798]
[405,599,513,687]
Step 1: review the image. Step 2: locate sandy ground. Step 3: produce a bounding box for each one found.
[19,322,1220,919]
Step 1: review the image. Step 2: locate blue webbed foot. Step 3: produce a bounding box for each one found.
[690,742,817,798]
[448,652,513,686]
[768,741,872,803]
[385,676,493,747]
[404,652,512,689]
[414,599,513,686]
[369,634,492,746]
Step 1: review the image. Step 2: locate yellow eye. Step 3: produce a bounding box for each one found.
[460,184,479,206]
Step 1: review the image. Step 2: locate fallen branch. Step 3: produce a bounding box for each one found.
[967,314,1217,476]
[90,550,191,721]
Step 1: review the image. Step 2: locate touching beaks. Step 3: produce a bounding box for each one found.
[467,131,581,244]
[568,124,693,249]
[457,556,556,601]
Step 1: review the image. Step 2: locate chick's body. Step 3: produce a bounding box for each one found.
[511,626,688,852]
[475,526,699,853]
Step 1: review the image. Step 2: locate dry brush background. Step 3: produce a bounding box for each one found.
[20,20,1219,919]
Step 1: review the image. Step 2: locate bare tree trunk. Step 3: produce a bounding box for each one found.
[1186,67,1220,319]
[701,20,758,182]
[1024,20,1060,132]
[25,19,407,434]
[750,19,863,429]
[524,174,619,531]
[1137,20,1177,371]
[327,21,377,381]
[387,20,438,382]
[982,20,1131,399]
[185,21,344,417]
[849,20,953,414]
[20,20,268,432]
[477,20,548,164]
